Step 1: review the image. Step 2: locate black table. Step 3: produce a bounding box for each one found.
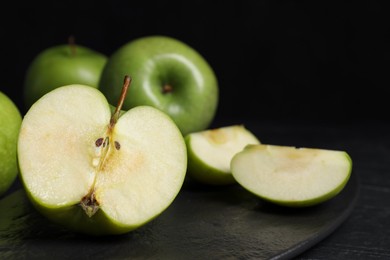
[1,119,389,259]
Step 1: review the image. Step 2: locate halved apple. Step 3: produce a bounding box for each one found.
[17,76,187,235]
[231,144,352,207]
[185,125,260,185]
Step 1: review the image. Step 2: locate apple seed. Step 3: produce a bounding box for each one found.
[115,141,121,150]
[95,137,104,147]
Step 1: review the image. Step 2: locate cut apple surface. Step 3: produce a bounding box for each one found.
[17,82,187,235]
[231,144,352,207]
[185,125,260,185]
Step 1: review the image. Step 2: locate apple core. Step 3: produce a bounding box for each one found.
[80,76,131,217]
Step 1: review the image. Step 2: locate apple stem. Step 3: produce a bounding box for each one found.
[68,35,76,56]
[110,75,131,128]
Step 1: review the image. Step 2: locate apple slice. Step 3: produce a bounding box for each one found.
[231,144,352,207]
[185,125,260,185]
[17,76,187,235]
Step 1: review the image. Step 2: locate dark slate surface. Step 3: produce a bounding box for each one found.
[2,119,382,260]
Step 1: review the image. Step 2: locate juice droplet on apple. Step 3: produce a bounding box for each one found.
[92,158,100,167]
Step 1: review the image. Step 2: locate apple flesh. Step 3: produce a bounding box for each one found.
[185,125,260,185]
[0,92,22,197]
[17,81,187,235]
[231,144,352,207]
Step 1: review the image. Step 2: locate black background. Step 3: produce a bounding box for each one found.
[1,2,390,259]
[1,1,389,123]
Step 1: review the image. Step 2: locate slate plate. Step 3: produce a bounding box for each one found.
[0,172,359,260]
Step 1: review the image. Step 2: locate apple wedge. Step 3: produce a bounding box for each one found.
[17,76,187,235]
[231,144,352,207]
[185,125,260,185]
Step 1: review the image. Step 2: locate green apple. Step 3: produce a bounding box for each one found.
[98,35,218,136]
[17,76,187,236]
[231,144,352,207]
[185,125,260,185]
[0,92,22,197]
[23,37,107,109]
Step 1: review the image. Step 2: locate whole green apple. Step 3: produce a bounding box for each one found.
[0,91,22,197]
[98,35,219,136]
[23,39,107,109]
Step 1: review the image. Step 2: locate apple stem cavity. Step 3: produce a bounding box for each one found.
[162,83,173,94]
[68,35,77,56]
[80,191,100,218]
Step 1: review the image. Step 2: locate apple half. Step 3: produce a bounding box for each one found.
[185,125,260,185]
[231,144,352,207]
[17,77,187,235]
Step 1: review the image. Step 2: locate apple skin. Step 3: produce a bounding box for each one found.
[0,92,22,197]
[23,44,107,109]
[185,142,235,185]
[24,193,142,236]
[98,35,219,136]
